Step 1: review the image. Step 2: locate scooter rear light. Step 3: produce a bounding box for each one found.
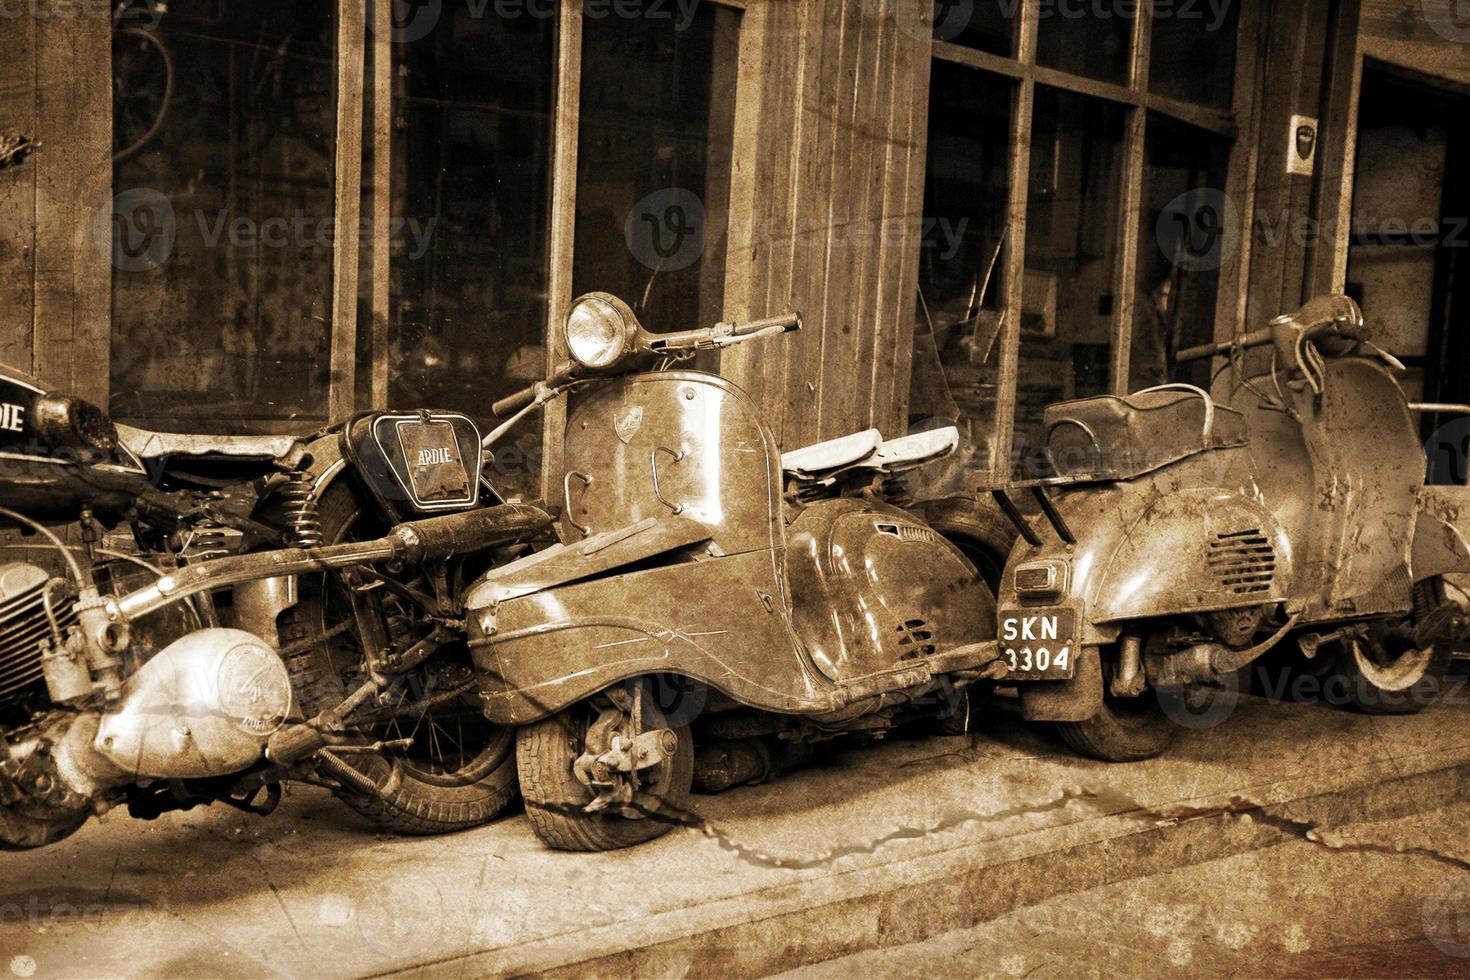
[1015,560,1066,597]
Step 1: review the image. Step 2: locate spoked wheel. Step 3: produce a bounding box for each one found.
[279,481,519,835]
[1330,579,1453,715]
[517,681,694,851]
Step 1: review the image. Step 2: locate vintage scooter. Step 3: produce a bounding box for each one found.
[988,294,1470,761]
[464,293,1001,850]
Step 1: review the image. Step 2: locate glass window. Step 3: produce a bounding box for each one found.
[932,0,1014,57]
[110,1,338,430]
[387,3,557,499]
[1014,87,1127,478]
[572,2,741,336]
[1148,3,1239,109]
[908,62,1014,489]
[1127,114,1231,393]
[1035,6,1131,86]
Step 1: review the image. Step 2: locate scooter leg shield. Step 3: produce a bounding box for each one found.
[1020,645,1103,722]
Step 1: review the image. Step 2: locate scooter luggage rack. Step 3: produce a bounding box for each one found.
[988,483,1075,547]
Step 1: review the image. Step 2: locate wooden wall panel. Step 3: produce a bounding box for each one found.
[30,3,110,401]
[726,0,931,450]
[0,12,37,373]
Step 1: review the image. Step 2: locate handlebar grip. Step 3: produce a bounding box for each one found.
[492,385,537,419]
[733,312,802,336]
[1176,327,1274,364]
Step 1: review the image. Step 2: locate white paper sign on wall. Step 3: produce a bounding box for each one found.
[1288,114,1319,176]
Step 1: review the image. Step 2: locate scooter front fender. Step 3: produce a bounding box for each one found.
[469,549,824,724]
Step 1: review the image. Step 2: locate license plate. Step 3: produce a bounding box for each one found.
[998,608,1077,680]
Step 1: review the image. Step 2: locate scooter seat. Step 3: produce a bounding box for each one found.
[856,426,960,474]
[780,428,882,479]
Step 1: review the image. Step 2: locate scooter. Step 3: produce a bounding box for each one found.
[988,294,1470,761]
[464,293,1001,850]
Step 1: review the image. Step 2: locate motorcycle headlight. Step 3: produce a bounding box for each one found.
[564,294,636,369]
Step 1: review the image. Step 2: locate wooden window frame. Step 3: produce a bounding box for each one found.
[929,0,1263,483]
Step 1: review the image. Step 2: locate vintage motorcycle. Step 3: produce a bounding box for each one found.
[463,293,1002,851]
[987,294,1470,761]
[0,363,554,848]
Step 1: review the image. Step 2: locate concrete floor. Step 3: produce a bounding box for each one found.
[785,802,1470,978]
[2,691,1469,978]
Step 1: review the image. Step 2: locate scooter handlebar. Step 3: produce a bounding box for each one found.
[1176,327,1274,363]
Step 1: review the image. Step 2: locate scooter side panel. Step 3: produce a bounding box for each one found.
[561,372,783,560]
[471,549,824,724]
[784,498,995,682]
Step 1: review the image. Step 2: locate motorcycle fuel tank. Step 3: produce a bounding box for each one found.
[784,498,995,683]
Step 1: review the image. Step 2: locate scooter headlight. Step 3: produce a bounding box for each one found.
[564,293,636,369]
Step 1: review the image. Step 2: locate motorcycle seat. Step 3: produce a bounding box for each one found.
[781,428,882,479]
[117,424,308,465]
[853,426,959,474]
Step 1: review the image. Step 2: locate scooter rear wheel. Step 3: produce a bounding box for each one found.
[1056,659,1175,762]
[517,697,694,851]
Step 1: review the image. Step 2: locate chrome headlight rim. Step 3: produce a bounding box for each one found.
[564,293,637,370]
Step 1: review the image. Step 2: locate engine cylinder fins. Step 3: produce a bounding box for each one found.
[0,562,76,706]
[279,470,323,548]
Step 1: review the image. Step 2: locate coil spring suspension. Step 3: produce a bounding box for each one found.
[188,523,231,562]
[281,470,323,548]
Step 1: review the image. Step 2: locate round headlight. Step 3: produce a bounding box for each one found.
[564,294,633,369]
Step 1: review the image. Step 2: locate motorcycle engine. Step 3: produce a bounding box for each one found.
[0,562,76,711]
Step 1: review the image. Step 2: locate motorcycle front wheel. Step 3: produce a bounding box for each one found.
[278,480,520,835]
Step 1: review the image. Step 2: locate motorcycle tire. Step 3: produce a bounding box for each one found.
[516,704,694,852]
[277,479,519,835]
[1329,578,1453,716]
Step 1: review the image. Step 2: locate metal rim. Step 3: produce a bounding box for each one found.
[1348,635,1435,692]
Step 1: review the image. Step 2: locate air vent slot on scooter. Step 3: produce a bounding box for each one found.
[895,619,936,659]
[876,522,940,545]
[1207,529,1276,595]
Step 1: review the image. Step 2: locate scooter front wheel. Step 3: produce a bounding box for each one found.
[1330,580,1453,715]
[517,696,694,852]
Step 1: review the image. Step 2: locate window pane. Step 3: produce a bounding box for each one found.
[1148,3,1239,109]
[572,2,741,335]
[111,2,337,429]
[933,0,1014,57]
[909,63,1013,487]
[1014,88,1127,479]
[389,3,557,499]
[1127,114,1231,394]
[1036,6,1131,86]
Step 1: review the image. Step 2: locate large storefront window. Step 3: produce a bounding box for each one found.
[1014,89,1126,478]
[572,2,740,335]
[388,3,557,498]
[909,62,1013,483]
[913,2,1248,484]
[111,2,338,430]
